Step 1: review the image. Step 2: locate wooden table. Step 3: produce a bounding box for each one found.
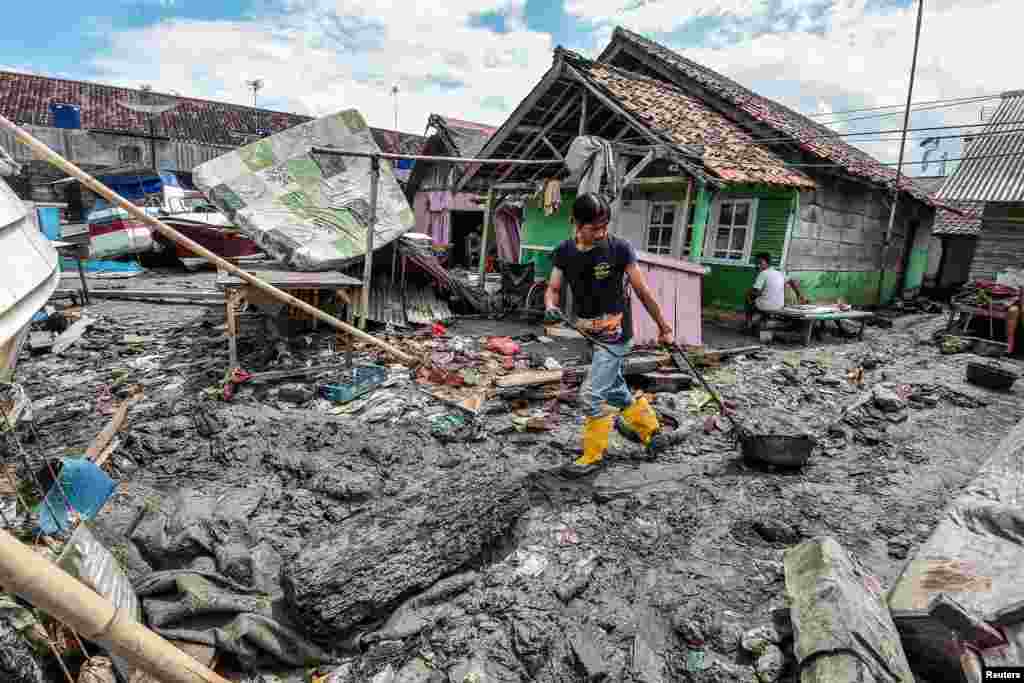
[947,302,1021,354]
[771,306,875,346]
[216,265,362,370]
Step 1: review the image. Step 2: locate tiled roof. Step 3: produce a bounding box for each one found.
[564,51,815,188]
[937,91,1024,203]
[933,201,983,236]
[428,114,497,159]
[0,70,426,156]
[604,27,939,205]
[910,175,947,194]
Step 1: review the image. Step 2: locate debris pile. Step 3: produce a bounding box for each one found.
[1,277,1023,683]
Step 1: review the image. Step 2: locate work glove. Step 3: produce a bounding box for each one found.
[544,308,563,324]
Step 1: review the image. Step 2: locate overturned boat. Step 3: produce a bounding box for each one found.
[0,168,59,372]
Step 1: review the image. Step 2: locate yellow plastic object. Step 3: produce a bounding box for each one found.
[577,414,614,466]
[621,395,660,445]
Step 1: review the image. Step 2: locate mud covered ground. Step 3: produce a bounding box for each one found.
[12,275,1024,682]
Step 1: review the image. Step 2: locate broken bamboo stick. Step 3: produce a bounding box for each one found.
[86,397,138,461]
[0,528,231,683]
[0,113,417,367]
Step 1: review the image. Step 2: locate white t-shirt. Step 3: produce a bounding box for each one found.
[753,268,786,312]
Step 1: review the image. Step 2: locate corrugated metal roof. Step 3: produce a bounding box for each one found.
[937,91,1024,202]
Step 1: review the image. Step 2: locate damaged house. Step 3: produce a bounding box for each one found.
[584,27,945,309]
[0,70,426,219]
[935,90,1024,287]
[404,115,513,270]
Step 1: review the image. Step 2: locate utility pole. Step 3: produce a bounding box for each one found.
[247,79,264,138]
[877,0,925,306]
[140,85,157,171]
[392,85,399,130]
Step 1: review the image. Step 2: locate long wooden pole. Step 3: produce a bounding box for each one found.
[0,528,230,683]
[478,187,494,280]
[0,113,417,366]
[877,0,925,305]
[360,156,379,330]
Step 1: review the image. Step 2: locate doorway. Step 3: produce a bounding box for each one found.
[450,210,484,269]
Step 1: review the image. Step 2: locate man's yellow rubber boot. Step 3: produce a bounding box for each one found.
[621,396,660,445]
[576,414,614,466]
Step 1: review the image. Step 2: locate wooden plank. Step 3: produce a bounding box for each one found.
[51,316,95,355]
[495,354,671,388]
[86,396,140,461]
[496,370,563,388]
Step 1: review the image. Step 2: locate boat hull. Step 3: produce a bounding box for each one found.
[1,178,59,373]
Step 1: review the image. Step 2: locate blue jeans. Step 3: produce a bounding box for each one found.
[580,341,635,418]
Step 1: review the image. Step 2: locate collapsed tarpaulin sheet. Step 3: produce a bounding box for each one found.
[193,109,415,271]
[36,458,116,535]
[135,570,335,669]
[889,415,1024,680]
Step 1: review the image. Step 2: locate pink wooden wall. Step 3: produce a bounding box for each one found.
[412,191,485,237]
[630,251,707,346]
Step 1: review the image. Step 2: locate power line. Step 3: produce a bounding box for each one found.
[719,117,1024,148]
[811,94,999,126]
[783,149,1024,169]
[806,92,1000,120]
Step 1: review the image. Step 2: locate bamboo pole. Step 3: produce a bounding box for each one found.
[0,113,417,366]
[360,157,379,330]
[0,528,230,683]
[478,187,494,279]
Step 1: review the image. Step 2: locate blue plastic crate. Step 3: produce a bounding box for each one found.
[319,365,389,404]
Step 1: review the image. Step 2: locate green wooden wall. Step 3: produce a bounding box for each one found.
[521,190,576,279]
[701,185,796,309]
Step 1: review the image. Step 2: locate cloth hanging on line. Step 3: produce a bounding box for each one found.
[565,136,620,201]
[426,190,452,246]
[543,178,562,216]
[493,204,522,263]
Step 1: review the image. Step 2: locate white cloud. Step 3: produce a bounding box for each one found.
[85,0,1020,173]
[565,0,775,30]
[90,0,554,133]
[573,0,1018,170]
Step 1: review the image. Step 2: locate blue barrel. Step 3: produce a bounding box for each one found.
[49,103,82,129]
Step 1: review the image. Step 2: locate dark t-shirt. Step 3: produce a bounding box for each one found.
[552,237,637,338]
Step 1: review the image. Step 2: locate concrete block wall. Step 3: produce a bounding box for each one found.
[786,176,929,273]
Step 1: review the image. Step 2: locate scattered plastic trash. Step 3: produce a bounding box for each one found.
[486,337,520,356]
[37,458,117,535]
[543,357,562,371]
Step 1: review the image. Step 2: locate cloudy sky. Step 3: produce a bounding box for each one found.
[1,0,1016,175]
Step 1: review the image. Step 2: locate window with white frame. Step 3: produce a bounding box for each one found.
[704,198,756,262]
[645,202,678,255]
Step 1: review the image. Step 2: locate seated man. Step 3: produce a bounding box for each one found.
[745,252,807,331]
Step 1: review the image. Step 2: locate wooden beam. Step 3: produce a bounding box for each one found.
[455,59,566,192]
[541,135,564,161]
[674,176,693,259]
[498,84,578,167]
[621,150,658,189]
[610,150,657,237]
[495,89,580,184]
[478,187,494,278]
[579,92,587,136]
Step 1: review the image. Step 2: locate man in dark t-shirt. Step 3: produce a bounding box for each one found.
[545,193,674,471]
